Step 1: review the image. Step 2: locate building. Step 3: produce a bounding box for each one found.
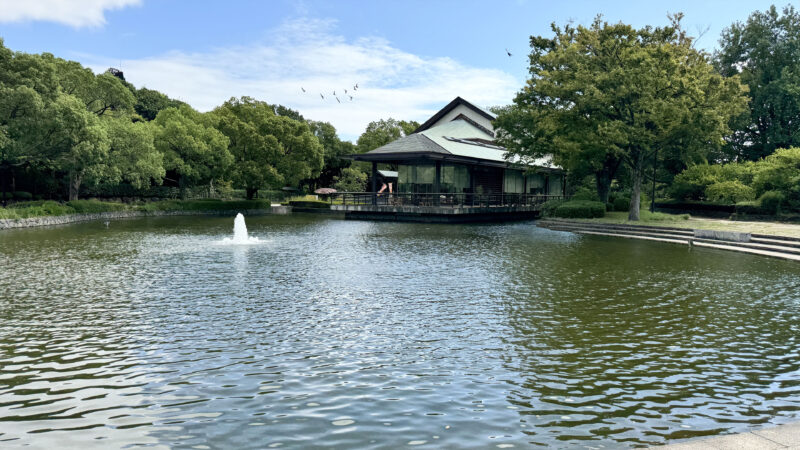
[334,97,566,222]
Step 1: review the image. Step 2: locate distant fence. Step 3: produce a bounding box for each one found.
[330,192,565,208]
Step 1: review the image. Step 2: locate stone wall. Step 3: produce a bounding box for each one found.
[0,206,291,230]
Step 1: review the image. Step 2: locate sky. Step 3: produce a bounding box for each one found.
[0,0,786,141]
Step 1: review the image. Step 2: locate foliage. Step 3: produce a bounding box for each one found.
[66,199,127,213]
[134,87,185,121]
[571,187,600,201]
[540,199,566,216]
[140,199,273,212]
[716,5,800,160]
[356,118,420,153]
[704,180,755,204]
[496,15,748,220]
[333,167,367,192]
[758,190,785,215]
[153,105,232,196]
[553,200,606,218]
[308,120,356,189]
[612,197,630,212]
[288,200,330,209]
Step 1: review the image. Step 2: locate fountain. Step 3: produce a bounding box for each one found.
[221,213,261,244]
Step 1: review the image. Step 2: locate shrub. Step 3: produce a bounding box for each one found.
[613,197,630,212]
[13,191,33,200]
[704,181,755,204]
[540,199,565,217]
[571,187,600,201]
[606,202,614,212]
[758,190,785,215]
[67,199,128,213]
[333,167,368,192]
[671,165,722,200]
[288,200,330,209]
[553,200,606,218]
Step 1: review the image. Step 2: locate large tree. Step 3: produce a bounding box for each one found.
[496,15,747,220]
[716,5,800,161]
[153,105,232,198]
[308,120,356,189]
[212,97,283,199]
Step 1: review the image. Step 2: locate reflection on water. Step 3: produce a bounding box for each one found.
[1,215,799,449]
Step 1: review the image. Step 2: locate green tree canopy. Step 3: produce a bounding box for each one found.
[134,87,185,121]
[153,105,232,197]
[716,5,800,160]
[212,97,283,199]
[308,120,356,189]
[496,15,747,219]
[104,118,165,189]
[356,118,419,153]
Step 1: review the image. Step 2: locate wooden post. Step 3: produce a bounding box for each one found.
[371,162,377,205]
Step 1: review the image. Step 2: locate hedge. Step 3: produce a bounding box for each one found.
[553,200,606,218]
[288,200,331,209]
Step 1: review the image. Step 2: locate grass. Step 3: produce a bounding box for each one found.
[0,198,275,220]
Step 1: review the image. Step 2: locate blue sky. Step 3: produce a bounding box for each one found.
[0,0,784,140]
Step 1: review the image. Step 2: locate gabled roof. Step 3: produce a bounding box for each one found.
[413,97,496,133]
[364,132,447,155]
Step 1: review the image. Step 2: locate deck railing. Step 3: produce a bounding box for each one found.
[329,192,566,208]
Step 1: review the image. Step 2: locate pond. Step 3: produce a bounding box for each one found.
[1,214,799,449]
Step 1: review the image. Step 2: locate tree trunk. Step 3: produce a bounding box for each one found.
[68,171,82,201]
[628,152,644,221]
[246,188,257,200]
[595,171,612,204]
[178,177,188,200]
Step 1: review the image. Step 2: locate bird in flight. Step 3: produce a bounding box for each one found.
[344,88,348,94]
[505,48,512,57]
[320,93,324,99]
[301,87,306,92]
[332,90,336,96]
[349,95,353,101]
[354,83,359,90]
[336,97,341,104]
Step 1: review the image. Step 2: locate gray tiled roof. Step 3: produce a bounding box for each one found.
[366,133,450,155]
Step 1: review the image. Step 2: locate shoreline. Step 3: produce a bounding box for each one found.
[656,420,800,449]
[538,218,800,261]
[0,206,291,230]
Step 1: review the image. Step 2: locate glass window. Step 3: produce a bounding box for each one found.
[504,170,524,193]
[548,174,563,195]
[526,173,545,194]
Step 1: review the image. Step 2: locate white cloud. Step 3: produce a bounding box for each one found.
[87,18,521,141]
[0,0,140,28]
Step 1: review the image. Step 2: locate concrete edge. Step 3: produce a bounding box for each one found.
[0,206,292,230]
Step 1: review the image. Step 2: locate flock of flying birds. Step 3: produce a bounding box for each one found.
[298,49,513,104]
[300,82,360,104]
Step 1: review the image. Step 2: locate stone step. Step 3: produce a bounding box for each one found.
[542,223,800,261]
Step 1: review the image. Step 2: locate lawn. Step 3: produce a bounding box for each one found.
[566,211,800,238]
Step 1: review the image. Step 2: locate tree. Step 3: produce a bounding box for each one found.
[212,97,282,199]
[134,87,185,121]
[266,114,324,188]
[716,5,800,161]
[333,167,367,192]
[49,95,111,200]
[308,120,356,189]
[496,15,747,220]
[153,105,232,198]
[356,118,419,153]
[104,118,165,189]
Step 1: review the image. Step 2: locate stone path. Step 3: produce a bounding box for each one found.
[657,421,800,449]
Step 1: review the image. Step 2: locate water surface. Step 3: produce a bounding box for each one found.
[1,215,799,448]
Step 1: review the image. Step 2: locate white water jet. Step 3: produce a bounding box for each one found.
[221,213,261,244]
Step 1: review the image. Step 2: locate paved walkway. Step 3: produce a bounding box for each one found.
[657,421,800,449]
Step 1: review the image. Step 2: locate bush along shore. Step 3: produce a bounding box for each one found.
[0,199,292,229]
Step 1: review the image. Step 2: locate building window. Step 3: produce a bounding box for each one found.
[503,170,524,193]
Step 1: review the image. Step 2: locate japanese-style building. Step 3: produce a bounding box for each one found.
[333,97,566,222]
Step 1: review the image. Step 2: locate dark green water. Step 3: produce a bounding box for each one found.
[1,214,799,449]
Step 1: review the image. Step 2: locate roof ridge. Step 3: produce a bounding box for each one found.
[417,132,452,154]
